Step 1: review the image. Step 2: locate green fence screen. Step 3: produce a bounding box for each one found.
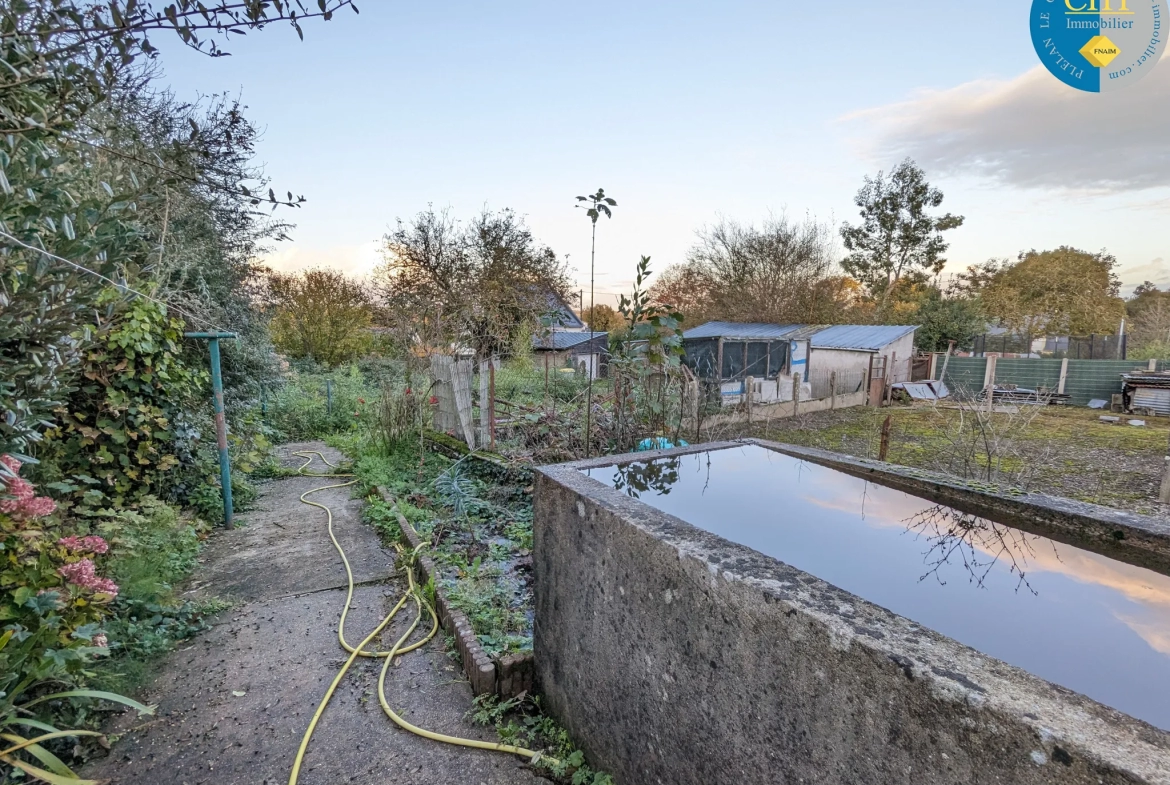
[935,357,1166,406]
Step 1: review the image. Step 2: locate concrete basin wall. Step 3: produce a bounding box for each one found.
[533,441,1170,785]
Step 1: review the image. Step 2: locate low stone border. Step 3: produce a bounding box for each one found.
[375,486,534,698]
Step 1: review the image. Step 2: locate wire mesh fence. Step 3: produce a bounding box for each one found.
[807,368,868,401]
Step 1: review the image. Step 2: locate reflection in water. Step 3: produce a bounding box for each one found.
[903,504,1059,595]
[583,445,1170,730]
[613,457,682,498]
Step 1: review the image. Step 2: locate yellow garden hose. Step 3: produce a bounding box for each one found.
[287,450,552,785]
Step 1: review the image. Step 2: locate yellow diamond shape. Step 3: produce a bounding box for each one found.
[1080,35,1121,68]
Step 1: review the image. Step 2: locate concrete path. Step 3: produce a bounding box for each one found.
[83,442,544,785]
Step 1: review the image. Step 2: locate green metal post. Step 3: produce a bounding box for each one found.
[326,378,333,415]
[260,383,267,422]
[185,332,238,528]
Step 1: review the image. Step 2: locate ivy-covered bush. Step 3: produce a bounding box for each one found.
[33,296,207,508]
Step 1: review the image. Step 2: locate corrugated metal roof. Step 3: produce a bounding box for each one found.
[533,330,607,351]
[682,322,805,340]
[811,324,917,351]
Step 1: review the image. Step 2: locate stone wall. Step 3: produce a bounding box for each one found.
[533,442,1170,785]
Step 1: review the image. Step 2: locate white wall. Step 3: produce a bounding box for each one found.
[719,373,813,407]
[810,347,874,376]
[883,333,917,382]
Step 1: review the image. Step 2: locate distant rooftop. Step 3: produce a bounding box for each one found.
[811,324,917,351]
[543,290,585,330]
[682,321,918,351]
[533,330,608,351]
[682,322,805,341]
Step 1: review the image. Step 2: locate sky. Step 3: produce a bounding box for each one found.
[155,0,1170,306]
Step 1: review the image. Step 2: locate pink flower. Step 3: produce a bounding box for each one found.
[82,536,109,554]
[93,633,108,648]
[58,559,119,598]
[0,455,57,520]
[58,536,109,554]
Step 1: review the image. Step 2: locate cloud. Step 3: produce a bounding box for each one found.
[848,61,1170,191]
[1117,257,1170,294]
[258,241,381,278]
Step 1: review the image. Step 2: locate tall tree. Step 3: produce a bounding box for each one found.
[1,1,353,460]
[1126,282,1170,359]
[267,269,373,367]
[964,247,1125,337]
[651,214,858,326]
[840,159,964,312]
[376,207,570,357]
[581,304,624,332]
[911,286,984,352]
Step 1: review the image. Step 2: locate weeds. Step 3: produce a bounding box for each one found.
[467,694,614,785]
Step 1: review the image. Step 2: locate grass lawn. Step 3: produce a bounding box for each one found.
[723,404,1170,516]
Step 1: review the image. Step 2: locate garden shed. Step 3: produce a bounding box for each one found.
[681,321,814,406]
[810,324,918,385]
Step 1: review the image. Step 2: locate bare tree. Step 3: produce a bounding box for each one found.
[652,213,852,325]
[375,206,570,358]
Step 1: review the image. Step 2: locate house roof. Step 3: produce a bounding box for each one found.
[533,330,608,351]
[811,324,918,351]
[682,322,805,341]
[543,291,585,329]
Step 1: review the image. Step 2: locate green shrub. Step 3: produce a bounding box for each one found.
[266,363,380,441]
[32,296,207,508]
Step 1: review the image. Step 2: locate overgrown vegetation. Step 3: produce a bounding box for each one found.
[468,693,614,785]
[732,404,1170,515]
[1,3,355,780]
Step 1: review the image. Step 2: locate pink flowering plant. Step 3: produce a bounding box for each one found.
[1,456,122,726]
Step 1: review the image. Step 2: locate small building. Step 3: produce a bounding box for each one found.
[811,324,918,385]
[681,322,814,406]
[533,330,609,379]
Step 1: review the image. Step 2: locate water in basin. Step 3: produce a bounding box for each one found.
[584,444,1170,730]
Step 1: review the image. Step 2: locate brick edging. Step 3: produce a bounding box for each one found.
[375,486,534,697]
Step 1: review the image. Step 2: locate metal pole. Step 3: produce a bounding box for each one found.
[185,331,237,528]
[260,383,267,422]
[326,378,333,415]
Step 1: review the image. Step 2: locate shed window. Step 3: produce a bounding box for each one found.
[721,341,745,379]
[768,341,788,377]
[745,342,769,377]
[683,339,719,379]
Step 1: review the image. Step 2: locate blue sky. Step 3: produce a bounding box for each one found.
[156,0,1170,304]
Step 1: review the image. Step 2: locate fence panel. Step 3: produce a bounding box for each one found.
[993,358,1064,393]
[1062,359,1154,406]
[937,357,987,395]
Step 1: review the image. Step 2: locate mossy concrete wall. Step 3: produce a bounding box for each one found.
[533,441,1170,785]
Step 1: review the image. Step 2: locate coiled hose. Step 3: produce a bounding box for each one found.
[287,451,551,785]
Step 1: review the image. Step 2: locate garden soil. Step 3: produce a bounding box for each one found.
[82,442,545,785]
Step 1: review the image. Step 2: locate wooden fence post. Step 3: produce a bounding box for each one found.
[984,355,998,414]
[792,373,800,418]
[879,415,891,461]
[488,358,496,451]
[830,371,837,410]
[866,354,875,406]
[745,376,754,424]
[1057,357,1069,395]
[479,358,490,448]
[1160,427,1170,504]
